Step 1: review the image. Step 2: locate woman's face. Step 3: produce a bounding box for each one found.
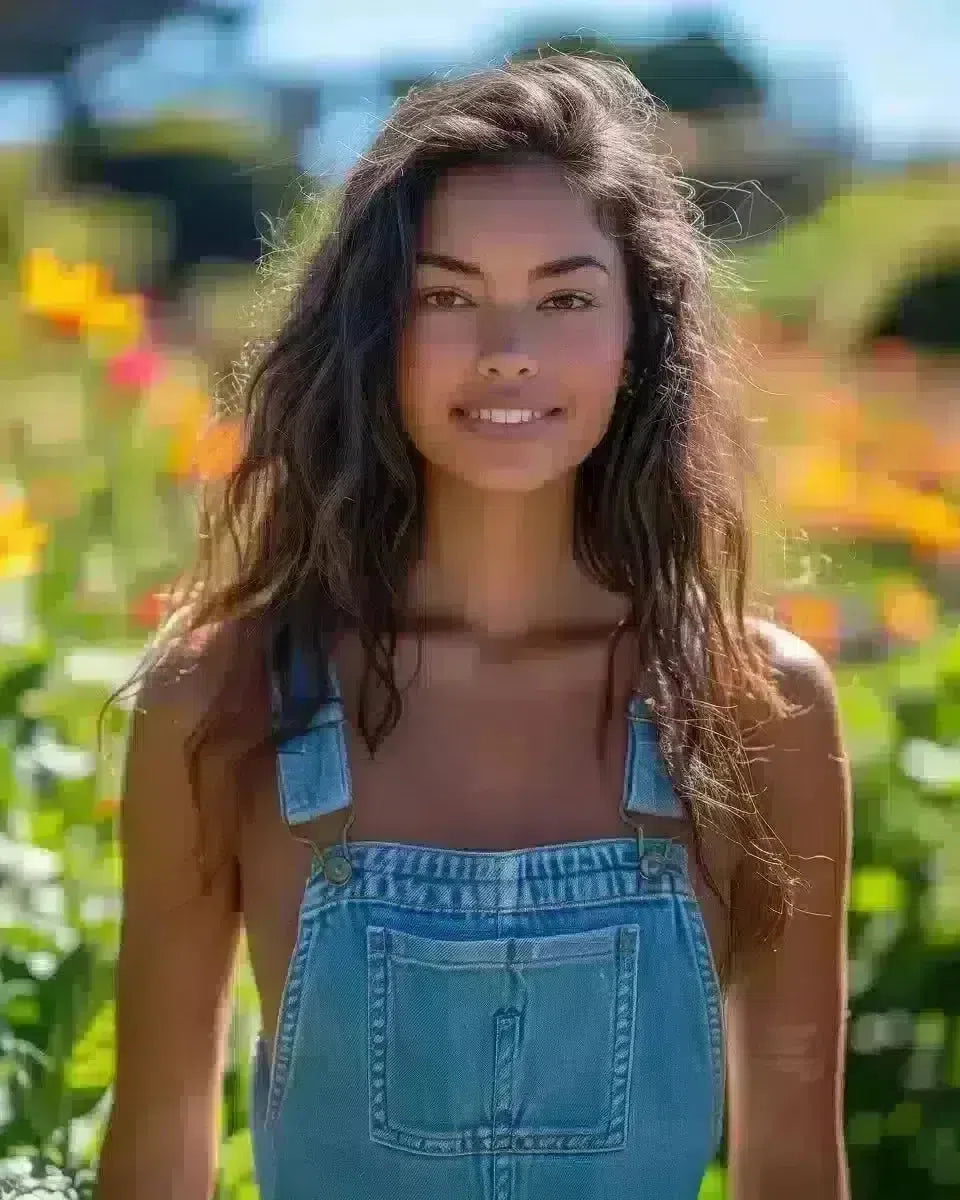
[398,160,633,494]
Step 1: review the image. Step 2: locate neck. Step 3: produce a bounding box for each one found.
[408,468,626,641]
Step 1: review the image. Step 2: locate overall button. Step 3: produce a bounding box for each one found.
[323,853,352,884]
[639,852,666,880]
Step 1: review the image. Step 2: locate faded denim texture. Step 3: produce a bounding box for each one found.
[251,636,725,1200]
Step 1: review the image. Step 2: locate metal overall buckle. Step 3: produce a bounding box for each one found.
[296,804,356,886]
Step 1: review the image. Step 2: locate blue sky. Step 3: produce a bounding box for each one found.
[0,0,956,158]
[252,0,958,151]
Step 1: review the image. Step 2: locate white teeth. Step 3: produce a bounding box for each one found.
[465,408,547,424]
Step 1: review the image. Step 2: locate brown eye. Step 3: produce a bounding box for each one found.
[419,289,471,309]
[540,292,596,311]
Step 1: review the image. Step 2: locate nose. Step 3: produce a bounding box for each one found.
[476,352,539,380]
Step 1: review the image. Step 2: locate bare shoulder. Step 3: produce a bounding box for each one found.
[741,616,851,852]
[745,614,842,712]
[122,617,268,908]
[133,618,247,719]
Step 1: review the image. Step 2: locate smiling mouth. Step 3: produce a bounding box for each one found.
[451,406,564,425]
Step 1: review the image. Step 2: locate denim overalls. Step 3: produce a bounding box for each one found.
[250,637,726,1199]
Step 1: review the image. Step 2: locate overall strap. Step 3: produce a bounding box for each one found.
[267,625,353,828]
[621,693,684,820]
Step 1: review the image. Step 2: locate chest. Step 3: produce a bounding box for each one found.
[341,679,639,848]
[239,699,738,1047]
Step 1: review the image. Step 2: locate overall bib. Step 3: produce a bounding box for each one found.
[250,636,726,1199]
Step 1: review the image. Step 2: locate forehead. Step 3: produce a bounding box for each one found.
[418,161,611,257]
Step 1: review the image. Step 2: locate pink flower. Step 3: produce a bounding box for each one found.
[107,345,165,392]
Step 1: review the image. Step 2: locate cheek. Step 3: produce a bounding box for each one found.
[561,328,627,428]
[398,321,469,430]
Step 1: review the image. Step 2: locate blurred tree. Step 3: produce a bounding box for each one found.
[868,261,960,353]
[56,95,298,298]
[0,0,188,77]
[505,15,767,116]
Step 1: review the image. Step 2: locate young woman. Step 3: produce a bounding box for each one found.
[97,55,852,1200]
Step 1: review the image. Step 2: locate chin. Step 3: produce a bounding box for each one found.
[437,454,574,495]
[462,470,561,494]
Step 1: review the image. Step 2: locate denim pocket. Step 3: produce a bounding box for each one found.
[366,922,641,1156]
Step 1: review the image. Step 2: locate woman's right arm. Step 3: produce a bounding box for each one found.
[96,646,243,1200]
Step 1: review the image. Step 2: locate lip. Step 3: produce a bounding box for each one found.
[450,406,566,438]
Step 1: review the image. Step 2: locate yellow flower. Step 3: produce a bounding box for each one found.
[778,448,860,519]
[85,292,145,348]
[21,248,144,349]
[0,500,47,578]
[898,492,960,552]
[21,248,104,322]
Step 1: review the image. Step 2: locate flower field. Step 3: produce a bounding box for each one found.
[0,159,958,1197]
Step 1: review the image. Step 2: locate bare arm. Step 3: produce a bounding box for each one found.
[96,643,243,1200]
[726,628,853,1199]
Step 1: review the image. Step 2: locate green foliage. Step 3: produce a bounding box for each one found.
[4,630,959,1196]
[737,170,960,351]
[840,634,960,1195]
[0,136,957,1198]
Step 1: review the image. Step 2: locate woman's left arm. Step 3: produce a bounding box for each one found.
[726,629,853,1200]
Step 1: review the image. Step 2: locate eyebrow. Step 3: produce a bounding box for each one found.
[415,251,610,280]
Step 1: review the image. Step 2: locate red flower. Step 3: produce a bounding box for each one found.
[129,588,169,630]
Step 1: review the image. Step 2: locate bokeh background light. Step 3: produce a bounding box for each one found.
[0,2,957,1195]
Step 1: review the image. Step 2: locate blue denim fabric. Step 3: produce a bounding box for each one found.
[250,638,726,1199]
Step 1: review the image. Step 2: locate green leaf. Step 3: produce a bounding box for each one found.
[851,866,906,914]
[219,1128,255,1190]
[697,1164,727,1199]
[66,1001,114,1094]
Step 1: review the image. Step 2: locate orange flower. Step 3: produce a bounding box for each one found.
[880,580,938,644]
[144,382,209,431]
[814,388,866,445]
[169,418,243,481]
[93,794,120,821]
[774,592,842,658]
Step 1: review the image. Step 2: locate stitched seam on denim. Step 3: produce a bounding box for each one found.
[605,925,639,1147]
[314,857,689,885]
[346,858,686,880]
[300,890,681,923]
[621,709,639,816]
[265,916,318,1127]
[347,835,686,859]
[275,743,297,828]
[491,1024,515,1197]
[388,949,615,969]
[334,718,351,805]
[681,897,726,1148]
[367,926,388,1144]
[366,924,639,1155]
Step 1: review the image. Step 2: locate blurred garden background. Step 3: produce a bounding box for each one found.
[0,2,957,1197]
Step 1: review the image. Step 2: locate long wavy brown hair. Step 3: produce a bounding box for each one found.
[107,52,803,974]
